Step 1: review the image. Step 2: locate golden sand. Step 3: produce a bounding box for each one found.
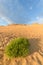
[0,24,43,65]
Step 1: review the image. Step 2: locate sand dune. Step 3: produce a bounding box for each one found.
[0,24,43,65]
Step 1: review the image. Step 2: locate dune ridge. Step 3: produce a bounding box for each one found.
[0,24,43,65]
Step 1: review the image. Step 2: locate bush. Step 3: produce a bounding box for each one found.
[5,37,30,58]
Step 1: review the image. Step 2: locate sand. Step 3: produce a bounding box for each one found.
[0,24,43,65]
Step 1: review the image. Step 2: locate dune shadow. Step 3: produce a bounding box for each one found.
[28,38,41,55]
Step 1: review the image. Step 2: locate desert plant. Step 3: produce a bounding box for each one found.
[5,37,30,58]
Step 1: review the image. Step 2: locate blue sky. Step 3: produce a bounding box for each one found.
[0,0,43,25]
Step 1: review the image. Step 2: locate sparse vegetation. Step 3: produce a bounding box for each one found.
[5,37,30,58]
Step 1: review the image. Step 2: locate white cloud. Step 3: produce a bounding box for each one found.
[0,14,14,24]
[29,16,43,24]
[34,16,43,24]
[36,16,43,21]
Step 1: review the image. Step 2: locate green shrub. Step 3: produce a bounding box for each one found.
[5,37,30,58]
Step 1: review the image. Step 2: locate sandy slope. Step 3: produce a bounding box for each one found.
[0,24,43,65]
